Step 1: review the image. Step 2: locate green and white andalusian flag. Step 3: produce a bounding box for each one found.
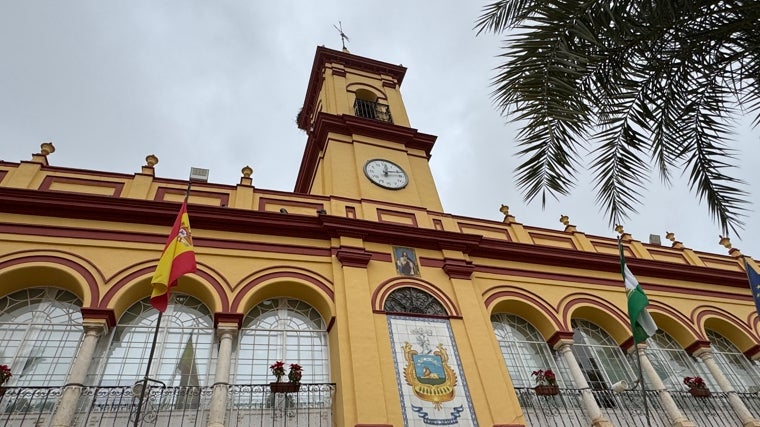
[619,239,658,342]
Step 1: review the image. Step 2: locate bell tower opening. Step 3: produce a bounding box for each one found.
[354,89,392,123]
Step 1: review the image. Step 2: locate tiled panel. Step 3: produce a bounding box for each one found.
[387,315,478,427]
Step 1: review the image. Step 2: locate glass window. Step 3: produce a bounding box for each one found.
[571,319,635,391]
[235,298,328,384]
[93,294,215,387]
[645,330,715,390]
[491,313,564,388]
[706,329,760,392]
[0,288,82,386]
[383,287,447,316]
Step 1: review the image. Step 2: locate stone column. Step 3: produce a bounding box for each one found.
[554,339,613,427]
[634,344,695,427]
[50,320,108,427]
[207,322,239,427]
[693,348,760,427]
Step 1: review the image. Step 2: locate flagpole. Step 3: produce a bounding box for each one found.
[133,179,194,427]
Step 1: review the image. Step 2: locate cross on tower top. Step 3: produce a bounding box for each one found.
[333,21,350,51]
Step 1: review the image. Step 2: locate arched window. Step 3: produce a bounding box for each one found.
[0,288,82,386]
[93,294,215,387]
[353,88,392,122]
[706,329,760,392]
[645,330,714,391]
[235,298,329,384]
[571,319,635,394]
[491,313,563,388]
[383,287,447,316]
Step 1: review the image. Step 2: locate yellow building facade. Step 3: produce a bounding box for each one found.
[1,46,760,427]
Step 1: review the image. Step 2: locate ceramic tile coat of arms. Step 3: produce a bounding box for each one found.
[387,315,478,426]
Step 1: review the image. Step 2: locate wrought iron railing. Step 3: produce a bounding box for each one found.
[516,387,747,427]
[0,383,335,427]
[353,99,392,123]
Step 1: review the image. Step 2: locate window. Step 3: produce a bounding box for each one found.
[645,330,714,391]
[706,329,760,392]
[94,294,215,387]
[571,320,635,392]
[0,288,82,386]
[353,89,392,123]
[491,313,563,388]
[235,298,328,384]
[383,287,446,316]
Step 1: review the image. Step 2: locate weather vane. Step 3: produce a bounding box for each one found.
[333,21,349,50]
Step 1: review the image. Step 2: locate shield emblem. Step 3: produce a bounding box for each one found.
[413,354,446,386]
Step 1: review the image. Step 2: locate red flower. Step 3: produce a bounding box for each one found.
[683,376,706,389]
[288,363,303,384]
[531,369,557,386]
[270,361,286,382]
[0,365,11,385]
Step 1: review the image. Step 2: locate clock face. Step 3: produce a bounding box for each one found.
[364,159,408,190]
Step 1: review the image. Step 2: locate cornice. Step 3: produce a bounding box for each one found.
[0,187,752,292]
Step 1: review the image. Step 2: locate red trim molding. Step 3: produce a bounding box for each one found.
[547,331,574,347]
[80,307,116,328]
[685,340,711,355]
[214,312,243,328]
[336,247,372,268]
[442,258,475,280]
[743,344,760,359]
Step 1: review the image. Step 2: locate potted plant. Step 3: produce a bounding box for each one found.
[684,376,710,397]
[532,369,559,396]
[269,361,302,393]
[0,364,11,399]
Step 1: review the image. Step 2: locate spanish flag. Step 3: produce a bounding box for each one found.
[150,201,196,312]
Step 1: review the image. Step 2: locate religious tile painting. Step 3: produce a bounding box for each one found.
[387,315,478,426]
[393,246,420,277]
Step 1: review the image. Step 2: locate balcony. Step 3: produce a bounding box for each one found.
[0,383,335,427]
[516,386,755,426]
[353,99,392,123]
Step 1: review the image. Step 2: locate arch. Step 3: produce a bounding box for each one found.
[648,301,702,349]
[235,297,329,385]
[373,277,459,317]
[560,293,632,345]
[697,307,759,353]
[99,263,227,320]
[232,267,335,326]
[0,287,83,386]
[485,286,563,342]
[0,253,101,306]
[347,83,388,101]
[94,293,215,387]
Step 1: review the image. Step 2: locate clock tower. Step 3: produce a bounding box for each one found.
[295,46,443,212]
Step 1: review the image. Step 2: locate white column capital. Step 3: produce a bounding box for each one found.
[692,347,714,360]
[82,319,109,336]
[553,338,575,352]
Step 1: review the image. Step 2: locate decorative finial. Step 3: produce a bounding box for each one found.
[719,235,732,249]
[145,154,159,167]
[499,204,515,224]
[665,231,683,249]
[40,142,55,156]
[333,21,350,51]
[615,224,625,235]
[241,165,253,178]
[560,215,570,226]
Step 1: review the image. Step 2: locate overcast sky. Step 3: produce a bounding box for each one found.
[2,1,758,261]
